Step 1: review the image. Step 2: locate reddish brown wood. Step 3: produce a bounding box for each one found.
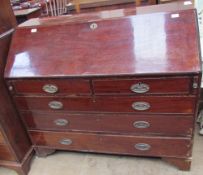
[9,79,91,95]
[0,35,31,162]
[21,111,193,136]
[0,148,34,175]
[93,76,193,95]
[0,1,33,175]
[4,3,201,171]
[0,0,16,32]
[0,145,16,161]
[4,9,201,78]
[0,131,6,144]
[162,157,192,171]
[14,96,196,114]
[30,130,192,158]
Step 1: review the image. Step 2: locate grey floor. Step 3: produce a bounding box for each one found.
[0,127,203,175]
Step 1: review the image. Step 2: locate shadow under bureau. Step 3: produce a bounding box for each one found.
[4,3,201,171]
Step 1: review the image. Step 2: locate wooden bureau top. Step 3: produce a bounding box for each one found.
[4,4,201,78]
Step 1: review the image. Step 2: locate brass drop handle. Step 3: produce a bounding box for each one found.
[54,119,68,126]
[48,101,63,110]
[130,82,150,93]
[43,84,58,94]
[135,143,151,151]
[132,102,150,111]
[133,121,150,129]
[60,139,72,145]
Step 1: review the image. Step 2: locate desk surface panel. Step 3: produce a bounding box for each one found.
[5,8,201,78]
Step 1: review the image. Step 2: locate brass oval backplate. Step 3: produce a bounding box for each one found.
[54,119,68,126]
[132,102,150,111]
[133,121,150,129]
[60,139,72,145]
[130,82,150,93]
[134,143,151,151]
[43,84,58,94]
[48,101,63,110]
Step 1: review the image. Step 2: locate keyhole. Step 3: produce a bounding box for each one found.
[90,23,98,30]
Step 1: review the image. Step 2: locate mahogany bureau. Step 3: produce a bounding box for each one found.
[4,2,201,171]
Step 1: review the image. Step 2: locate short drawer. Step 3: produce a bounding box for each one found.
[30,131,192,158]
[93,77,193,95]
[8,79,91,95]
[0,130,6,144]
[0,145,16,161]
[22,112,193,136]
[15,96,196,114]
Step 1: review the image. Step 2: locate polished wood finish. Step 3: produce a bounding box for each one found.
[0,0,33,174]
[10,79,91,95]
[5,2,201,171]
[0,26,31,165]
[9,76,197,95]
[21,112,193,136]
[4,10,200,78]
[14,96,196,114]
[0,148,34,175]
[30,130,192,158]
[93,76,195,95]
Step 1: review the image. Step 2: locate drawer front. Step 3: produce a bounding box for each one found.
[93,77,193,95]
[22,112,193,136]
[0,145,16,161]
[15,96,196,114]
[30,131,192,158]
[9,79,91,95]
[0,130,6,144]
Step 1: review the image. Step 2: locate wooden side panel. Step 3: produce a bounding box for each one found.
[0,145,16,161]
[0,0,16,34]
[0,130,6,144]
[0,0,31,162]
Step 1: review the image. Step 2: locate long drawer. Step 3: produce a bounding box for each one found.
[8,79,91,95]
[22,112,193,136]
[30,131,192,158]
[15,96,196,114]
[0,145,16,161]
[93,76,194,95]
